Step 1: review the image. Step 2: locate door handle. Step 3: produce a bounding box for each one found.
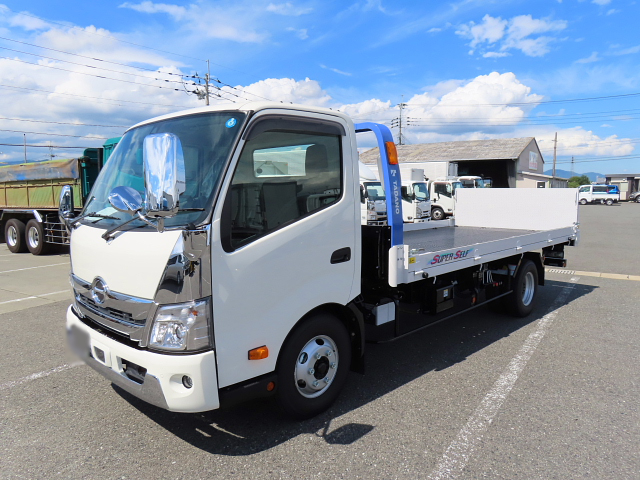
[331,247,351,264]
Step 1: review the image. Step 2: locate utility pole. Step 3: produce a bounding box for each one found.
[552,132,557,179]
[391,96,407,145]
[205,59,210,106]
[23,134,27,163]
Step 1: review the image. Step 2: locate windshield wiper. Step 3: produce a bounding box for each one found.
[178,208,205,212]
[70,211,119,227]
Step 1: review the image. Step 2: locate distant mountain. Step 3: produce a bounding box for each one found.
[544,169,603,182]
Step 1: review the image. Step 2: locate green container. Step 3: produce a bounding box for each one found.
[103,137,121,163]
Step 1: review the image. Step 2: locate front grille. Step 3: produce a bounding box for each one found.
[76,294,143,327]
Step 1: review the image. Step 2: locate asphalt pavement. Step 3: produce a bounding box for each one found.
[0,202,638,479]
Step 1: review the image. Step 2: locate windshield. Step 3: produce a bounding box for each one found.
[413,183,430,201]
[83,111,246,229]
[452,181,463,192]
[459,178,484,188]
[364,182,386,201]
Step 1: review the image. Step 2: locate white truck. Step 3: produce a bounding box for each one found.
[370,165,431,224]
[63,103,579,419]
[359,162,387,225]
[400,169,431,223]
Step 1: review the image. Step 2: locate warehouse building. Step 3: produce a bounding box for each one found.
[360,137,568,188]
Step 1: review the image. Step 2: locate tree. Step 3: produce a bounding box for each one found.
[568,175,590,188]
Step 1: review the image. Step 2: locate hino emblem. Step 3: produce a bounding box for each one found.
[91,277,109,305]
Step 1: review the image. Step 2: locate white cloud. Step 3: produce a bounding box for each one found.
[266,2,313,16]
[119,1,187,19]
[118,1,270,43]
[225,77,332,106]
[320,64,352,76]
[287,27,309,39]
[455,14,507,50]
[592,0,612,5]
[483,51,510,58]
[575,51,600,63]
[457,14,567,57]
[606,9,620,15]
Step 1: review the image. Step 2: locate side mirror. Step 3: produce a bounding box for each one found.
[143,133,186,218]
[360,185,367,203]
[58,185,75,228]
[108,186,143,214]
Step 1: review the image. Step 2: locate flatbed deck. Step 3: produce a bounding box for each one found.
[388,223,578,287]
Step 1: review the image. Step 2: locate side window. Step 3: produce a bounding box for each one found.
[434,183,451,198]
[579,186,589,193]
[593,186,607,193]
[224,125,342,250]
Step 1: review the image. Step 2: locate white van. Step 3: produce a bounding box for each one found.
[578,184,620,205]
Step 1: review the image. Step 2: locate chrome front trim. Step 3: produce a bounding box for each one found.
[154,226,212,304]
[72,273,155,342]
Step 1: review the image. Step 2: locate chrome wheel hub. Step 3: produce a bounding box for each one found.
[522,271,535,306]
[294,335,339,398]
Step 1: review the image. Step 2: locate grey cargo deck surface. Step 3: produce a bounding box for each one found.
[404,226,538,253]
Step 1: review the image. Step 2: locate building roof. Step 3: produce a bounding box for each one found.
[360,137,537,164]
[605,173,640,179]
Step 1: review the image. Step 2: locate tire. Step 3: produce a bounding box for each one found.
[606,199,613,206]
[431,207,445,221]
[505,259,538,317]
[276,313,351,419]
[579,199,587,205]
[5,219,27,253]
[636,197,640,203]
[26,219,50,255]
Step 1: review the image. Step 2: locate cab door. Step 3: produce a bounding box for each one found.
[210,110,358,388]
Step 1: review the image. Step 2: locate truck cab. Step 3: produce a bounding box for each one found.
[429,179,462,220]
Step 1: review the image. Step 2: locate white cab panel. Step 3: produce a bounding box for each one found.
[70,225,181,300]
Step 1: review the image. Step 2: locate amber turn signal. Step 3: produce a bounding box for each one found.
[385,141,398,165]
[248,345,269,360]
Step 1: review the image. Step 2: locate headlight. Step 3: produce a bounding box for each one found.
[149,299,211,352]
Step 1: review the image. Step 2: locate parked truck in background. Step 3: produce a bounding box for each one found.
[0,138,121,255]
[359,162,387,225]
[64,102,579,419]
[399,167,431,223]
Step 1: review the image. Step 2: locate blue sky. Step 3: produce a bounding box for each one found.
[1,0,640,175]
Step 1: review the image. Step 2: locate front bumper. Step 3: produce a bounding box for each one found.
[66,305,219,413]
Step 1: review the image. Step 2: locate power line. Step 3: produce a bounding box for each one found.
[0,116,127,128]
[1,56,184,92]
[9,10,205,62]
[0,45,187,85]
[0,83,188,108]
[0,35,188,78]
[0,128,108,139]
[0,142,88,148]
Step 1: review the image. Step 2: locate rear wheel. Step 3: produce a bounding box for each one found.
[5,219,27,253]
[431,207,445,221]
[505,259,538,317]
[26,219,50,255]
[276,313,351,419]
[606,199,613,206]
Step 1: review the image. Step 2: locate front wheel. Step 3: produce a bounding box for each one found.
[431,207,445,221]
[579,198,587,205]
[276,313,351,419]
[636,197,640,203]
[505,259,538,317]
[26,219,50,255]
